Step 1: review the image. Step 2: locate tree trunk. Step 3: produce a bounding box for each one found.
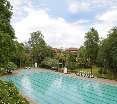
[91,66,92,74]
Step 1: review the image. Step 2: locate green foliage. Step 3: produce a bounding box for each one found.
[28,31,52,65]
[0,33,15,66]
[23,44,33,67]
[29,31,46,47]
[0,0,15,37]
[98,68,108,74]
[77,46,89,68]
[5,62,17,73]
[55,51,66,67]
[67,52,77,62]
[84,28,99,64]
[0,0,15,68]
[67,62,78,70]
[41,57,59,68]
[0,80,29,104]
[97,27,117,72]
[55,51,77,68]
[11,41,27,67]
[77,28,99,69]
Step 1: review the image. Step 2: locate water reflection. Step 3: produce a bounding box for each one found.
[52,76,63,88]
[21,75,33,97]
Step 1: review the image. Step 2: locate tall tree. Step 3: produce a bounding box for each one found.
[77,46,88,68]
[0,0,15,37]
[0,0,15,67]
[97,27,117,72]
[84,28,99,65]
[12,41,25,67]
[28,31,48,66]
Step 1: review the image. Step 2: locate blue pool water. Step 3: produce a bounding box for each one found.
[1,69,117,104]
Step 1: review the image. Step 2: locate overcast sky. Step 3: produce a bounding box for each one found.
[9,0,117,48]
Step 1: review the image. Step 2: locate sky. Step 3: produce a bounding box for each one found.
[9,0,117,48]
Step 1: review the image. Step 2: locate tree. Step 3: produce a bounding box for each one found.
[84,28,99,65]
[56,50,66,68]
[23,43,32,67]
[97,27,117,72]
[11,41,26,67]
[41,57,59,68]
[0,0,15,68]
[56,50,78,69]
[28,31,49,66]
[77,46,89,68]
[0,32,15,67]
[0,0,15,37]
[110,28,117,72]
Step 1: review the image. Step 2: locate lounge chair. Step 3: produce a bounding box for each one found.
[75,72,80,76]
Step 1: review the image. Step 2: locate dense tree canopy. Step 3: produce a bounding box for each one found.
[84,28,99,65]
[0,0,15,68]
[97,27,117,72]
[11,41,26,67]
[0,0,15,37]
[0,33,15,66]
[28,31,53,66]
[41,57,59,68]
[77,46,88,68]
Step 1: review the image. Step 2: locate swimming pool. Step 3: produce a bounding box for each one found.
[1,69,117,104]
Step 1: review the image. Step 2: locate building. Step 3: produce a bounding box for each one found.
[65,48,78,54]
[52,48,78,56]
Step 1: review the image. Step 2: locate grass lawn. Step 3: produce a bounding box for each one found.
[0,80,29,104]
[69,66,117,81]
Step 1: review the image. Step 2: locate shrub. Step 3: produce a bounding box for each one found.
[6,62,17,73]
[98,68,103,74]
[98,68,108,74]
[41,57,59,68]
[0,80,29,104]
[67,62,79,70]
